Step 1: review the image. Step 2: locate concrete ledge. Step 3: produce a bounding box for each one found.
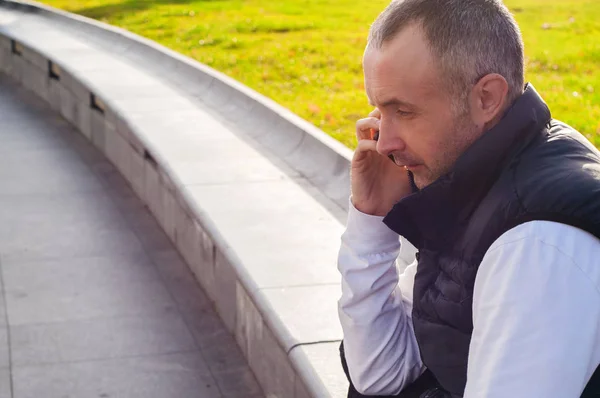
[0,1,365,397]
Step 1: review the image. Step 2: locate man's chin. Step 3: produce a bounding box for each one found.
[411,175,427,190]
[411,170,438,190]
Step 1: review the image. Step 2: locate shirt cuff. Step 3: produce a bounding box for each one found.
[344,196,400,250]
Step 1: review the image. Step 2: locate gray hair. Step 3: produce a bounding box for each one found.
[368,0,524,111]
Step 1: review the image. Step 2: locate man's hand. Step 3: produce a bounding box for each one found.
[351,108,413,216]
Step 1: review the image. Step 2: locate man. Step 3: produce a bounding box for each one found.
[337,0,600,397]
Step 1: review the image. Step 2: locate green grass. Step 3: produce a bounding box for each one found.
[39,0,600,148]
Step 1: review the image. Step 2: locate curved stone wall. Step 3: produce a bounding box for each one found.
[0,1,360,396]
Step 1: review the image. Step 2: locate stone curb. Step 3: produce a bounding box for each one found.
[0,2,353,397]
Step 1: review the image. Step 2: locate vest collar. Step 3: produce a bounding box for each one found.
[383,84,551,249]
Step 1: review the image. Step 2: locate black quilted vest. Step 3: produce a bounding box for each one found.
[343,84,600,398]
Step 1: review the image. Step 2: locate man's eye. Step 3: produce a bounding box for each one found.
[396,109,412,117]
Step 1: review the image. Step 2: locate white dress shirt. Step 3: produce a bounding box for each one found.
[338,198,600,397]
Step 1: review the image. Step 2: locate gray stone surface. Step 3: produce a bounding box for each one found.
[147,129,297,186]
[0,295,6,328]
[186,180,345,289]
[181,305,230,346]
[175,210,217,300]
[0,369,10,398]
[200,327,252,374]
[4,260,175,325]
[150,250,212,312]
[129,206,174,253]
[158,186,178,242]
[129,148,146,197]
[104,121,132,185]
[0,328,8,369]
[0,145,104,195]
[249,324,296,398]
[0,49,10,74]
[213,366,265,398]
[0,193,144,262]
[19,44,45,70]
[295,378,313,398]
[10,311,196,365]
[290,342,348,398]
[112,95,198,115]
[0,4,358,394]
[260,285,343,350]
[235,283,263,359]
[124,108,229,139]
[0,118,65,153]
[12,352,219,398]
[90,108,106,152]
[214,248,238,333]
[0,77,263,398]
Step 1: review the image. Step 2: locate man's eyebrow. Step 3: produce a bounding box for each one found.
[368,98,415,109]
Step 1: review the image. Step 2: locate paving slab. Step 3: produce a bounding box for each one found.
[0,195,144,262]
[0,147,104,195]
[151,250,213,312]
[12,352,219,398]
[0,368,9,398]
[0,328,8,369]
[10,311,197,366]
[0,294,6,328]
[0,76,263,398]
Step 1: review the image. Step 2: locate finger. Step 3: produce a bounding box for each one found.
[368,108,381,119]
[354,138,378,157]
[354,139,394,165]
[356,117,381,141]
[357,138,377,151]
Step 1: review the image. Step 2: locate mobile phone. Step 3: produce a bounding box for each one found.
[370,128,378,141]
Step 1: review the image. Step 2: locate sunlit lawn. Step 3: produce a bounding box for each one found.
[40,0,600,148]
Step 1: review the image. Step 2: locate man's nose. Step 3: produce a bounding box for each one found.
[376,123,406,158]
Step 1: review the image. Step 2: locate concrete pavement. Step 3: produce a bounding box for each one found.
[0,75,263,398]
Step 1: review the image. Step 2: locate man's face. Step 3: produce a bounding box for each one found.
[363,23,482,189]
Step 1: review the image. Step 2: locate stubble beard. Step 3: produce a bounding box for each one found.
[412,113,481,189]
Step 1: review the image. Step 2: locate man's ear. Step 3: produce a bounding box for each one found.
[469,74,509,129]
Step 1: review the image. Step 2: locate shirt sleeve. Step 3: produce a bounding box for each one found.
[337,197,424,396]
[465,221,600,398]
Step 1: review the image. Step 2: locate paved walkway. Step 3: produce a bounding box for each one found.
[0,76,263,398]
